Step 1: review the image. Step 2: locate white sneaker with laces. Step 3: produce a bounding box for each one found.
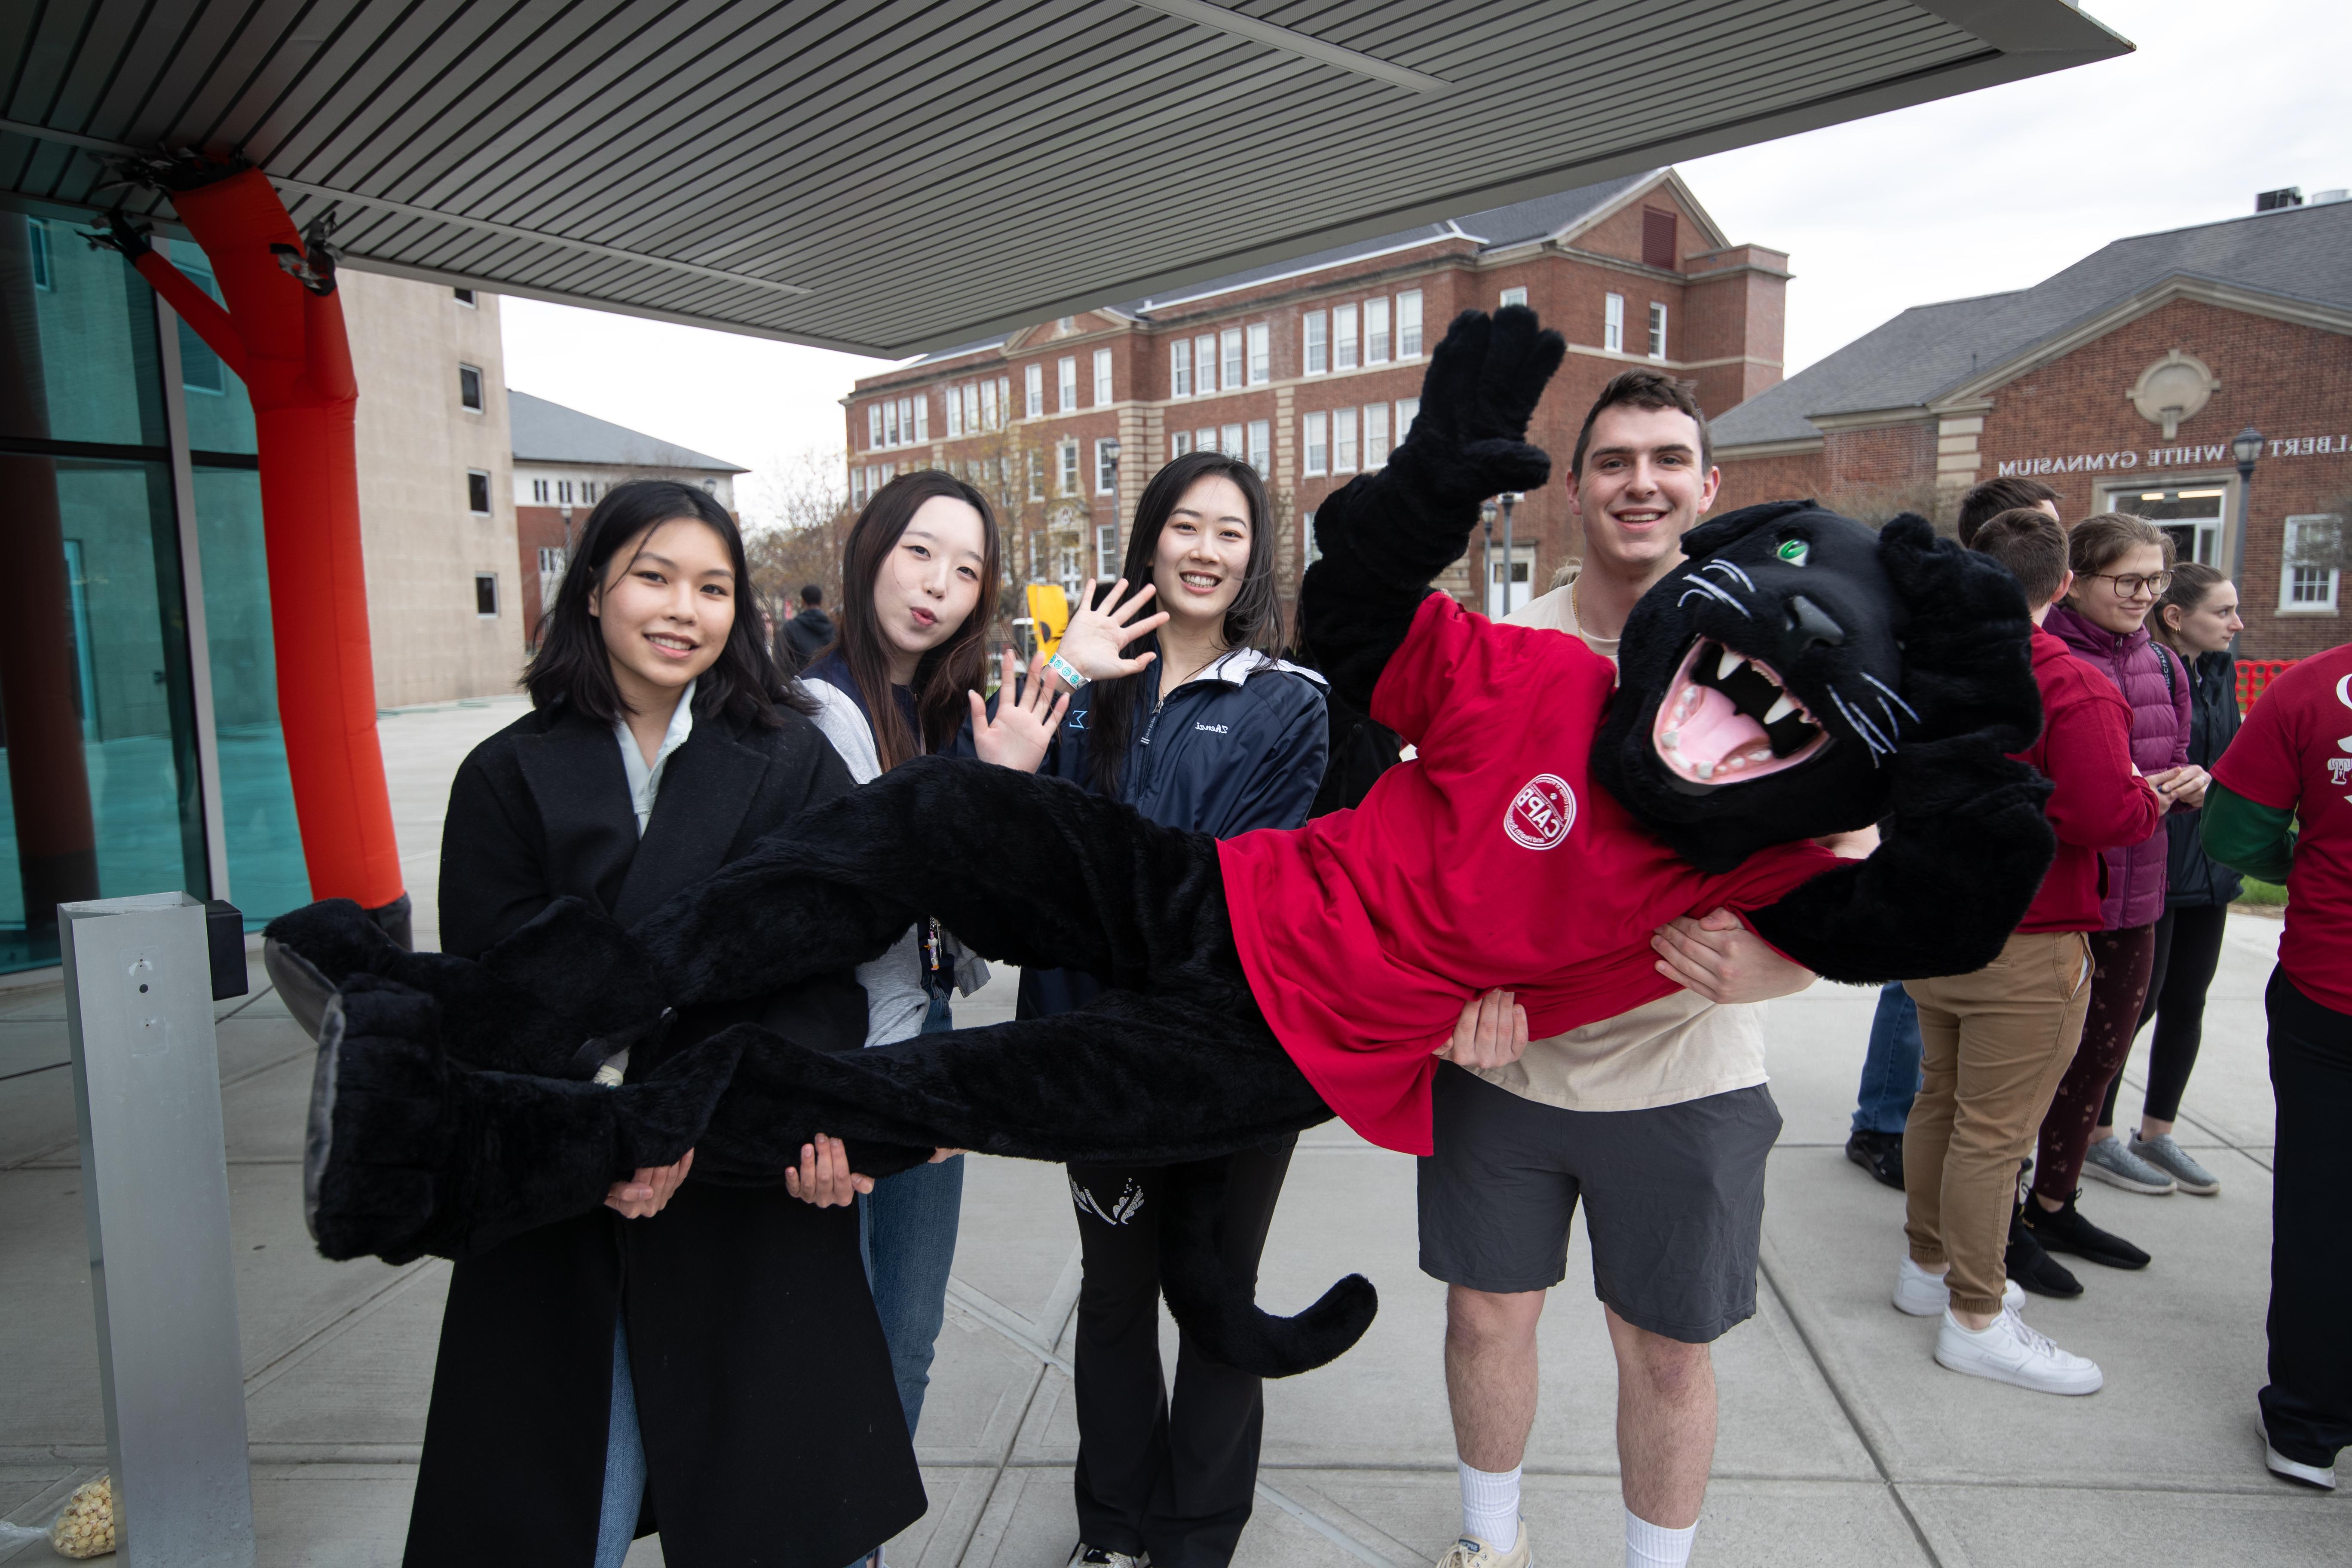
[1892,1256,2024,1317]
[1933,1305,2103,1395]
[1435,1521,1530,1568]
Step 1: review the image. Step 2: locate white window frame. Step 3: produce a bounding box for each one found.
[1396,397,1420,444]
[466,469,493,515]
[1333,407,1359,472]
[1196,334,1217,394]
[1647,303,1668,361]
[1246,419,1270,475]
[979,380,999,430]
[1196,427,1216,456]
[1172,430,1192,458]
[1025,364,1044,418]
[1334,303,1359,371]
[1365,297,1391,364]
[1498,286,1528,309]
[1220,423,1242,460]
[1028,450,1044,501]
[474,572,500,619]
[2281,514,2344,614]
[1095,438,1120,495]
[1093,347,1114,405]
[1397,290,1422,357]
[868,405,882,448]
[1058,356,1078,413]
[1096,523,1120,579]
[1363,403,1390,468]
[453,287,477,307]
[912,393,928,442]
[1304,311,1329,375]
[558,479,574,505]
[1246,322,1270,385]
[1221,328,1244,390]
[1058,439,1080,496]
[531,477,549,503]
[459,363,484,413]
[946,386,965,438]
[1171,340,1193,398]
[1303,412,1329,476]
[1605,294,1625,354]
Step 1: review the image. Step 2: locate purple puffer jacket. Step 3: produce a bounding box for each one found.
[2043,604,2190,930]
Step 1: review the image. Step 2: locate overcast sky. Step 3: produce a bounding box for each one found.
[499,0,2348,525]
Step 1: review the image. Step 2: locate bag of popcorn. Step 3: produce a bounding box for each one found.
[50,1476,116,1559]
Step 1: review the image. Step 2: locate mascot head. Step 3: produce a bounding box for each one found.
[1593,500,1926,873]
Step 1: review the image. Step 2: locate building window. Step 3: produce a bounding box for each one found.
[1058,356,1078,413]
[1096,438,1120,494]
[1334,407,1359,472]
[2282,514,2343,613]
[1304,510,1320,564]
[1364,404,1390,468]
[453,287,477,306]
[965,383,984,432]
[1170,340,1192,398]
[466,470,491,514]
[459,363,484,411]
[557,479,575,505]
[1057,315,1076,332]
[883,400,900,446]
[474,573,499,617]
[980,379,1001,430]
[868,405,882,448]
[1396,397,1420,444]
[1195,335,1216,395]
[2110,484,2226,565]
[1603,294,1625,354]
[1303,412,1329,476]
[1093,348,1114,405]
[1397,290,1423,357]
[1195,426,1216,456]
[1304,311,1329,375]
[531,478,549,503]
[913,392,928,441]
[945,386,964,438]
[1171,430,1191,458]
[1365,297,1391,364]
[536,545,566,591]
[1499,286,1528,309]
[1246,419,1269,475]
[1220,423,1242,460]
[1334,303,1359,371]
[1096,523,1119,579]
[1647,303,1668,361]
[1027,450,1044,500]
[28,217,54,289]
[1059,440,1080,495]
[1246,323,1270,384]
[582,481,597,502]
[1220,328,1243,391]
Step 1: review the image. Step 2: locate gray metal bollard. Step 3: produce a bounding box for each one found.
[61,893,258,1568]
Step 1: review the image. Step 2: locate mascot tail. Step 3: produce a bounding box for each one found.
[1153,1159,1377,1379]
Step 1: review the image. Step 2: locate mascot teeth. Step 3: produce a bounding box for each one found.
[1716,648,1746,681]
[1763,692,1798,725]
[1651,637,1832,789]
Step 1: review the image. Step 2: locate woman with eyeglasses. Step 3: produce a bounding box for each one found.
[2018,512,2203,1285]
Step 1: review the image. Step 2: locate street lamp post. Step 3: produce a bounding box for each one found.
[2229,426,2263,653]
[1500,490,1522,615]
[1479,499,1498,615]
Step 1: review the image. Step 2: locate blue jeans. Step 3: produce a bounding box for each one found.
[857,989,967,1439]
[1852,980,1924,1135]
[595,1319,646,1568]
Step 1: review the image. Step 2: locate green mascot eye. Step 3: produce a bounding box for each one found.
[1776,538,1810,567]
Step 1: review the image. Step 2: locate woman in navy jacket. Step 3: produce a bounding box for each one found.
[1020,450,1329,1568]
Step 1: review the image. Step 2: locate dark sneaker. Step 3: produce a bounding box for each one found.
[2023,1191,2150,1269]
[2006,1206,2082,1298]
[1069,1548,1147,1568]
[1847,1128,1905,1190]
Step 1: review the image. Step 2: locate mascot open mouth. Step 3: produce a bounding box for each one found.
[1651,636,1831,787]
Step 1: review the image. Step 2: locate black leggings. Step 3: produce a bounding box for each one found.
[2099,903,2229,1128]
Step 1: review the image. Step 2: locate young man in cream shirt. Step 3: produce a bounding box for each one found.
[1429,371,1848,1568]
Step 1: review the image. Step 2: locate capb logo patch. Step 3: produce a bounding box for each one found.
[1504,774,1576,850]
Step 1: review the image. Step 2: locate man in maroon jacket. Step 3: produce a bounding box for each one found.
[1896,508,2163,1395]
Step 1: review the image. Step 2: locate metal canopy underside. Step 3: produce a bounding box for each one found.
[1,1,2128,357]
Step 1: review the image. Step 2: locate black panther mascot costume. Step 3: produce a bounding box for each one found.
[270,308,2055,1379]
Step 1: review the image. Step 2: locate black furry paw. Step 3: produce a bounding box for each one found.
[1391,305,1565,507]
[303,975,456,1265]
[1875,515,2043,756]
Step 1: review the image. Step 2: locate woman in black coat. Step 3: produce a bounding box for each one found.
[411,480,923,1567]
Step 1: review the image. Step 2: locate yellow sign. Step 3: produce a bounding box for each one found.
[1025,583,1071,658]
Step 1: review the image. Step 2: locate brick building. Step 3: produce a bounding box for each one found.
[1712,195,2352,660]
[844,169,1786,628]
[508,390,746,640]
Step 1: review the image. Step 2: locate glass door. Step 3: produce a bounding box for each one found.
[2110,484,2226,566]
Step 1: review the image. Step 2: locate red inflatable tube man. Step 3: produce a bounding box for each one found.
[98,160,408,941]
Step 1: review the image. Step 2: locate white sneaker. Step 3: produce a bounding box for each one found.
[1892,1256,2024,1317]
[1435,1521,1530,1568]
[1933,1306,2103,1395]
[2261,1414,2338,1490]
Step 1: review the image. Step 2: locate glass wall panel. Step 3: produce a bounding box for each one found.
[3,214,168,447]
[170,239,258,456]
[195,466,306,923]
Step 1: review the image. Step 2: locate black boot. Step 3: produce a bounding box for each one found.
[2022,1189,2150,1270]
[302,974,741,1265]
[2005,1199,2082,1297]
[1846,1128,1905,1190]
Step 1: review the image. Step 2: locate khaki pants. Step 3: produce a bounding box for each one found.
[1902,930,2094,1316]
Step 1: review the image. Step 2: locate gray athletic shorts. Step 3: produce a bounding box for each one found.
[1415,1064,1782,1343]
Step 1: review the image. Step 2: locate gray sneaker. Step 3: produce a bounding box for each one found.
[2133,1132,2220,1195]
[2083,1135,2175,1194]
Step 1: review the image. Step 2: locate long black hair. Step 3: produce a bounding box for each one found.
[1085,450,1279,796]
[524,478,811,727]
[833,470,1003,770]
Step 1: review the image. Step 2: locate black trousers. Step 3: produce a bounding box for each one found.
[1068,1139,1296,1568]
[2103,902,2230,1127]
[2261,969,2352,1467]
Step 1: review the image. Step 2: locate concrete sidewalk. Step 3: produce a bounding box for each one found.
[1,695,2337,1565]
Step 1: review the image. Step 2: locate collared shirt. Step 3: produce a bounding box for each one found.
[615,678,696,839]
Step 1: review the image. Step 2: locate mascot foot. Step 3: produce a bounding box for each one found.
[1156,1161,1379,1378]
[304,975,740,1264]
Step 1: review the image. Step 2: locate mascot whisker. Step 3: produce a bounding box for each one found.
[266,307,2055,1379]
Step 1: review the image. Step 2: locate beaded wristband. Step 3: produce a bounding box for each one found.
[1047,652,1088,689]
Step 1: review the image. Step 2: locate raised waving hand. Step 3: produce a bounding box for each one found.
[969,647,1070,772]
[1052,577,1171,685]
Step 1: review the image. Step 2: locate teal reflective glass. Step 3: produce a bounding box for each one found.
[1,215,168,447]
[171,239,258,456]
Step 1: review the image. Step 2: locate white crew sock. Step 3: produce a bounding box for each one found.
[1457,1461,1520,1552]
[1624,1507,1696,1568]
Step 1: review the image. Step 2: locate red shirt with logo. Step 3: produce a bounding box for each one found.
[2210,643,2352,1015]
[1218,594,1841,1154]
